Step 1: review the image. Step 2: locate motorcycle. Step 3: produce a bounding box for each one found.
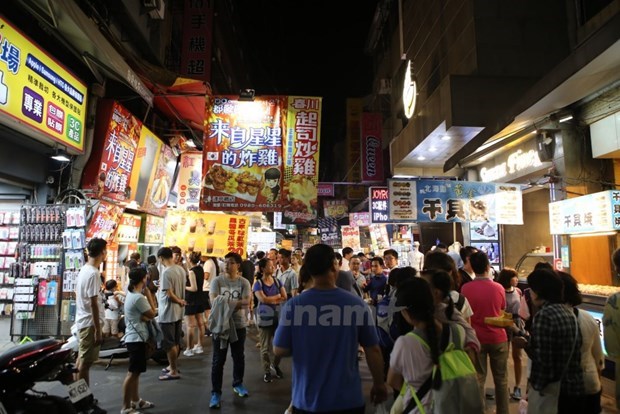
[0,338,94,413]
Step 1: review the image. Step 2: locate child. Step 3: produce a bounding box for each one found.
[103,279,125,338]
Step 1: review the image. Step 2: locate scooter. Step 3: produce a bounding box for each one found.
[0,338,94,413]
[62,323,130,370]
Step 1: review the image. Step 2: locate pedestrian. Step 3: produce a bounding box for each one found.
[253,257,286,382]
[277,248,298,299]
[102,279,125,338]
[74,237,107,413]
[274,243,388,413]
[202,255,219,336]
[121,268,156,414]
[497,267,525,400]
[461,251,509,414]
[183,251,205,356]
[208,252,252,408]
[604,248,620,411]
[145,255,159,295]
[364,257,387,305]
[156,247,187,381]
[512,268,584,414]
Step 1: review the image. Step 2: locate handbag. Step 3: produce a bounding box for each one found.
[526,309,579,414]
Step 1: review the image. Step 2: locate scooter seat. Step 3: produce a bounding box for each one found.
[0,338,60,369]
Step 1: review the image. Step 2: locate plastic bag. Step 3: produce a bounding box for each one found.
[374,402,388,414]
[519,398,528,414]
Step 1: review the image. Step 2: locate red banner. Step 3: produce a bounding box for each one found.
[179,0,213,81]
[361,113,384,183]
[86,201,124,241]
[201,95,322,225]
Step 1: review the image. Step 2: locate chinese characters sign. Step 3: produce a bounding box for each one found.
[349,212,371,227]
[201,96,322,225]
[176,151,202,211]
[549,190,620,235]
[115,213,141,243]
[369,186,393,223]
[361,113,384,182]
[0,16,87,152]
[179,0,213,81]
[86,201,124,241]
[143,215,164,244]
[165,211,249,257]
[341,225,361,251]
[323,199,349,219]
[317,217,342,249]
[388,179,523,224]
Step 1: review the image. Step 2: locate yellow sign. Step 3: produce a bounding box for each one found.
[165,211,249,258]
[0,16,87,152]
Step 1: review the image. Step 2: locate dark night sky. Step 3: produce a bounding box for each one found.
[236,1,379,180]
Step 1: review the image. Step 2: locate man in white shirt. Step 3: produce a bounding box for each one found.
[74,237,107,411]
[407,241,424,272]
[341,247,354,271]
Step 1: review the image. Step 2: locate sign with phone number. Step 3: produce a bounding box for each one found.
[0,16,87,152]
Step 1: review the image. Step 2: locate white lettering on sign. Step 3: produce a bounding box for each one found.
[480,149,542,182]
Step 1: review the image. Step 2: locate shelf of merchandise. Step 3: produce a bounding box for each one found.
[0,210,20,317]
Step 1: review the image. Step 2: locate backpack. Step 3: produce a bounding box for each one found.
[376,288,403,351]
[401,323,484,414]
[255,278,282,327]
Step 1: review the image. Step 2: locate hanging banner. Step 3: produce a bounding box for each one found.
[388,179,523,224]
[323,199,349,219]
[201,95,321,225]
[176,151,202,211]
[369,223,390,253]
[370,186,394,223]
[549,190,620,235]
[115,213,142,243]
[317,183,335,197]
[349,212,371,227]
[0,16,87,152]
[128,125,164,208]
[141,144,176,216]
[179,0,214,81]
[341,225,361,251]
[361,113,384,182]
[142,215,165,245]
[165,211,249,257]
[248,231,277,253]
[317,217,342,249]
[86,201,124,241]
[82,100,142,203]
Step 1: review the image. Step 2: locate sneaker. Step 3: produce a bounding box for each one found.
[232,384,249,398]
[511,387,522,400]
[271,364,283,379]
[263,372,273,383]
[193,345,204,354]
[182,348,194,357]
[209,392,221,409]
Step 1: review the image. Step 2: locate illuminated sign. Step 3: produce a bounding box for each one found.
[403,61,417,119]
[115,213,142,243]
[369,186,393,223]
[0,16,87,152]
[549,190,620,235]
[480,149,543,182]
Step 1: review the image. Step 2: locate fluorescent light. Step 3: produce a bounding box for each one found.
[441,135,451,141]
[417,156,426,161]
[569,231,617,238]
[51,149,71,162]
[559,115,573,123]
[429,147,437,152]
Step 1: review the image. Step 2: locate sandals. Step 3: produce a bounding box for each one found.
[132,399,155,409]
[158,373,180,381]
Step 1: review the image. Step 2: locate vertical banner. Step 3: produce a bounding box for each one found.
[176,151,203,211]
[86,201,124,241]
[179,0,214,81]
[341,225,361,251]
[165,211,248,257]
[129,126,164,207]
[361,113,384,182]
[346,99,363,188]
[201,95,322,226]
[317,217,342,249]
[141,145,175,216]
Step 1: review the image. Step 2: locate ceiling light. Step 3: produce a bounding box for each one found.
[429,147,437,152]
[441,135,451,141]
[559,115,573,123]
[417,156,426,161]
[51,148,71,162]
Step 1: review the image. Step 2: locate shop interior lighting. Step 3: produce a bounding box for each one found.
[559,115,573,123]
[569,231,617,238]
[429,147,437,152]
[417,155,426,161]
[441,135,451,141]
[51,148,71,162]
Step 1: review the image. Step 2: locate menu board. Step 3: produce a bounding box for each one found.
[549,190,620,235]
[176,151,202,211]
[0,16,87,152]
[143,215,165,245]
[341,226,361,251]
[349,212,371,227]
[201,96,322,225]
[323,199,349,219]
[86,201,124,241]
[165,211,249,257]
[115,213,141,243]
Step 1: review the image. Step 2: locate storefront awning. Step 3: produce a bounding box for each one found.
[443,13,620,172]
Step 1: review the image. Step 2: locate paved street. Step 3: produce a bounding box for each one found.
[1,317,618,413]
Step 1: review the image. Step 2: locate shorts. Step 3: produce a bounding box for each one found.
[201,291,211,310]
[78,326,100,365]
[103,318,120,335]
[126,342,147,373]
[160,320,183,351]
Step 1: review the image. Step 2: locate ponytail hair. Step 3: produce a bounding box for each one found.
[427,269,456,321]
[394,278,442,388]
[128,267,147,292]
[256,258,270,280]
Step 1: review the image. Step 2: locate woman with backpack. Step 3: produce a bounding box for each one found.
[253,257,287,383]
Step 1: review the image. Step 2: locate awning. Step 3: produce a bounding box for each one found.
[443,12,620,172]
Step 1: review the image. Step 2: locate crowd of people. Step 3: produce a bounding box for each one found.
[72,238,620,414]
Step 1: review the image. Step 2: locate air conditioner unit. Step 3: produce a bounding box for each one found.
[379,78,392,95]
[148,0,165,20]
